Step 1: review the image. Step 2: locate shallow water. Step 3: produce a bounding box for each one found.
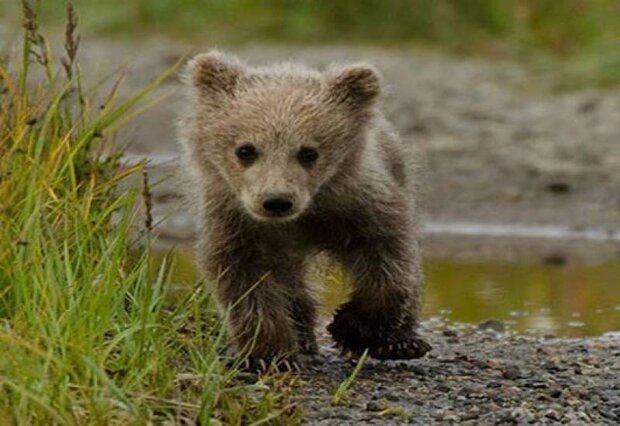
[159,251,620,338]
[424,260,620,337]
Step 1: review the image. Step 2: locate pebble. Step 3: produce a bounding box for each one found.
[365,400,386,412]
[544,408,562,420]
[511,407,537,423]
[442,328,458,337]
[502,366,522,380]
[478,319,506,333]
[410,365,427,376]
[459,384,485,396]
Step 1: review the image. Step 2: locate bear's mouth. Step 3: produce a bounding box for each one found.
[246,207,302,223]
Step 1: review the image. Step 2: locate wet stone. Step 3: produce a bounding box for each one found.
[478,319,506,333]
[442,328,458,337]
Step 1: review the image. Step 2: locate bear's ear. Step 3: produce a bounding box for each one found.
[327,64,381,109]
[185,51,244,96]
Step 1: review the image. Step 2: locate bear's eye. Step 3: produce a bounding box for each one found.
[297,146,319,166]
[235,143,258,164]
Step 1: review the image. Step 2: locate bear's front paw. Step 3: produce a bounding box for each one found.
[328,302,432,360]
[369,335,432,360]
[240,356,303,374]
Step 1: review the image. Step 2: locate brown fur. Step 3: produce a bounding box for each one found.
[177,51,431,369]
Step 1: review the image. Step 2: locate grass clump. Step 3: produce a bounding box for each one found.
[0,2,298,424]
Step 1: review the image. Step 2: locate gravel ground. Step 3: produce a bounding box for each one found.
[298,320,620,425]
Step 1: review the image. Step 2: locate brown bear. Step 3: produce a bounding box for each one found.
[178,50,431,371]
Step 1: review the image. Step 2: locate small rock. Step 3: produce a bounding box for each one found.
[365,400,387,412]
[577,98,599,113]
[525,380,547,389]
[460,411,480,421]
[410,365,427,376]
[502,366,522,380]
[459,384,485,396]
[541,360,562,372]
[544,408,561,421]
[436,384,451,393]
[511,407,536,423]
[487,358,502,369]
[478,319,505,333]
[548,387,563,398]
[442,328,458,337]
[443,413,460,422]
[543,253,567,266]
[471,358,488,369]
[575,411,591,422]
[547,181,571,194]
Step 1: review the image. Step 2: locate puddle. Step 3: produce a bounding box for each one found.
[423,260,620,337]
[156,251,620,338]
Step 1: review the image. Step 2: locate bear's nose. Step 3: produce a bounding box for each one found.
[262,195,294,215]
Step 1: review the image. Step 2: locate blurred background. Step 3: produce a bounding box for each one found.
[1,1,618,336]
[2,0,619,87]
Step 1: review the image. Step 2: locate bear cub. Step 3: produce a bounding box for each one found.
[178,51,431,371]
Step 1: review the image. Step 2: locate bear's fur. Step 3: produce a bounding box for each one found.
[178,51,431,370]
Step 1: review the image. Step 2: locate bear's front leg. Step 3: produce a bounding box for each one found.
[290,285,318,355]
[227,289,301,372]
[201,225,303,372]
[327,211,431,360]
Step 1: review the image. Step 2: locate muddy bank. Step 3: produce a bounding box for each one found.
[297,321,620,425]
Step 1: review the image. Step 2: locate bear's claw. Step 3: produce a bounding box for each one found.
[240,357,303,374]
[369,336,432,360]
[335,335,431,361]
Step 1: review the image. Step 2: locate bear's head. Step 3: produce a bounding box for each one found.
[183,50,381,222]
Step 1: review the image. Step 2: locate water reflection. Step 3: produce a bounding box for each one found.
[424,260,620,337]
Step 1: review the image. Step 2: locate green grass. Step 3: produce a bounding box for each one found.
[0,3,298,424]
[331,350,368,406]
[1,0,618,87]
